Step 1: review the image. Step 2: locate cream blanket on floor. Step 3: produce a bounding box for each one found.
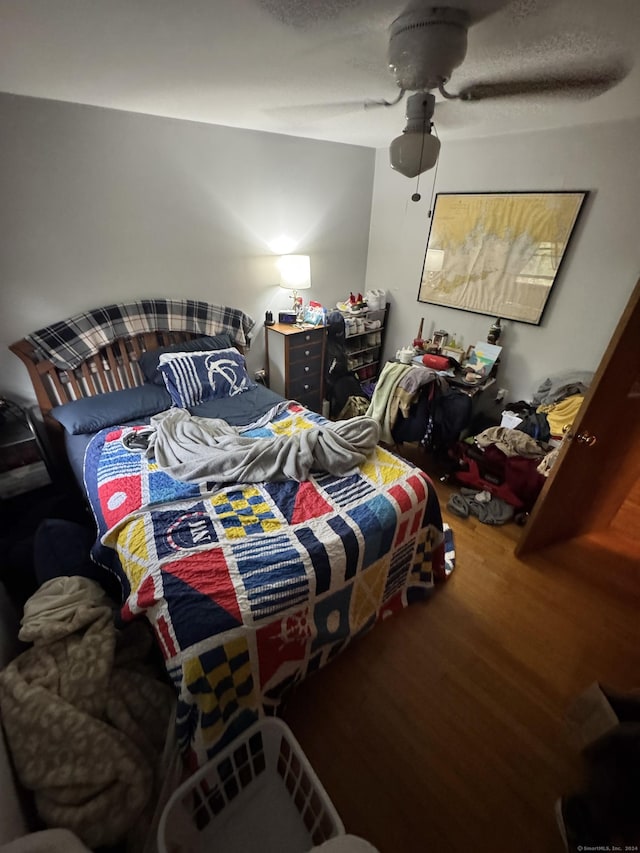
[0,577,175,849]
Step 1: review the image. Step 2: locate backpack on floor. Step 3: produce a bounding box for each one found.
[325,311,359,416]
[337,393,370,420]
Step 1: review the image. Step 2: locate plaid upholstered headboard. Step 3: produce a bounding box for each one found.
[10,299,255,445]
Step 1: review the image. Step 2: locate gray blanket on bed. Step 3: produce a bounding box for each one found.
[146,408,380,483]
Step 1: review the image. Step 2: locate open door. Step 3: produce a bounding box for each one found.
[516,277,640,555]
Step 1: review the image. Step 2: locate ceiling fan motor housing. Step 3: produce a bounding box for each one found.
[405,91,436,128]
[390,92,441,178]
[388,6,470,92]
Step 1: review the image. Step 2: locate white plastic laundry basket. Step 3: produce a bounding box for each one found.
[157,718,345,853]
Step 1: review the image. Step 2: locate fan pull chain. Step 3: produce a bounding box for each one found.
[411,105,430,203]
[426,124,441,217]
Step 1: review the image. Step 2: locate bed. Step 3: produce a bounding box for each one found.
[10,299,450,770]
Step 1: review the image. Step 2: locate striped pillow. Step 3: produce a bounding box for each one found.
[158,348,255,407]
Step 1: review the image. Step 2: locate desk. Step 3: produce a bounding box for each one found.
[393,357,497,398]
[445,374,496,397]
[388,365,497,449]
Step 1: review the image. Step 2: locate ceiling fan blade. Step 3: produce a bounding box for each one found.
[265,100,372,120]
[458,65,630,101]
[265,90,403,121]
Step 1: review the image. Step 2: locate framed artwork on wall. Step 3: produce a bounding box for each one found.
[417,191,588,324]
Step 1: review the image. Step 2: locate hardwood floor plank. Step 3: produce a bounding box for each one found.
[608,475,640,548]
[281,467,640,853]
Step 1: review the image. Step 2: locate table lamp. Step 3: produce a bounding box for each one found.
[278,255,311,318]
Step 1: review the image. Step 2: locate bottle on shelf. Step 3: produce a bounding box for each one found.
[488,318,502,344]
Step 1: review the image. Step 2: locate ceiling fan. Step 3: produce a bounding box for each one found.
[379,4,628,177]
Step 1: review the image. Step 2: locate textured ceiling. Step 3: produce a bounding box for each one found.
[1,0,639,147]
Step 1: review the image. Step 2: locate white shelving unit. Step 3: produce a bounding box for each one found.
[342,303,389,387]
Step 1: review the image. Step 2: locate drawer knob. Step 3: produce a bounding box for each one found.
[304,366,310,373]
[304,384,310,391]
[305,335,311,341]
[304,349,310,356]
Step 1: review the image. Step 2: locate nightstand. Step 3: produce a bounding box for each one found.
[0,399,52,500]
[265,324,326,413]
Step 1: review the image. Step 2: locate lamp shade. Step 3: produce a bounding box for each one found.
[390,131,441,178]
[278,254,311,290]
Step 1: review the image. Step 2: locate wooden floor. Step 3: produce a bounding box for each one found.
[282,451,640,853]
[610,475,640,546]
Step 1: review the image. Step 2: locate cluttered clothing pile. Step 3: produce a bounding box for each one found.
[365,361,449,444]
[536,395,585,438]
[443,372,593,524]
[447,487,515,525]
[503,370,593,443]
[449,424,552,522]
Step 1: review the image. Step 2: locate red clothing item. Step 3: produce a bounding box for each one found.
[454,443,546,511]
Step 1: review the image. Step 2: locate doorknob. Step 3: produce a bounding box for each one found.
[563,425,597,446]
[576,432,597,446]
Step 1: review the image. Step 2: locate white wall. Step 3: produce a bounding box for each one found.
[0,94,374,403]
[366,117,640,402]
[4,94,638,409]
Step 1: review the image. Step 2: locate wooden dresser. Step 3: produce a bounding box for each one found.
[265,324,326,413]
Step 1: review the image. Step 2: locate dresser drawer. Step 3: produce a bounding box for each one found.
[288,355,322,384]
[288,329,324,360]
[288,371,322,399]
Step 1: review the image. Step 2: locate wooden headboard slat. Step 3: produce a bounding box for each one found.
[143,332,159,351]
[131,335,144,361]
[65,368,84,401]
[48,364,70,407]
[104,348,123,391]
[119,342,136,388]
[80,361,99,396]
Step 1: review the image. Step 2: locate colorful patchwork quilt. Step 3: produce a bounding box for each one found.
[84,403,446,769]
